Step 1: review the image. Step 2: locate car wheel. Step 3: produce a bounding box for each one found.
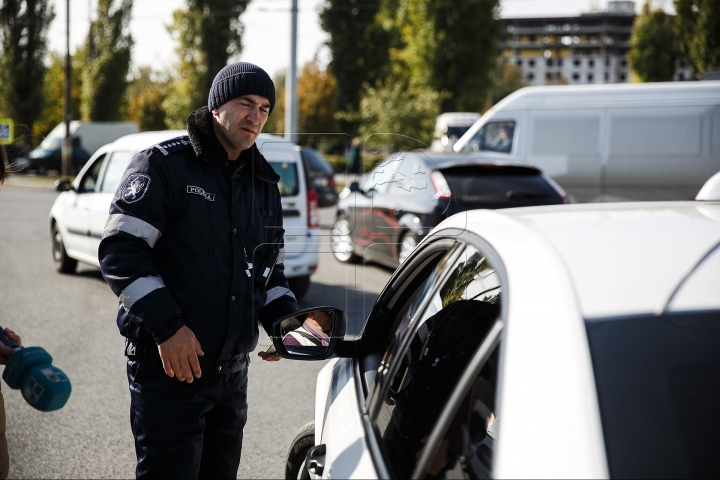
[398,231,417,264]
[51,223,77,274]
[37,164,48,176]
[285,420,314,480]
[331,216,361,263]
[288,275,311,300]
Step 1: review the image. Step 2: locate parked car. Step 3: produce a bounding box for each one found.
[49,131,320,299]
[270,191,720,478]
[453,81,720,202]
[299,147,339,207]
[331,151,566,268]
[21,121,139,175]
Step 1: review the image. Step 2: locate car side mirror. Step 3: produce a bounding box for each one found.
[270,306,347,361]
[54,180,74,192]
[348,181,361,193]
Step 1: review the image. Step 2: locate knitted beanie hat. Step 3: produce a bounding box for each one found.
[208,62,276,113]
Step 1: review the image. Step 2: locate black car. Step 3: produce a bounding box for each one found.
[299,147,339,208]
[331,152,566,268]
[20,137,90,175]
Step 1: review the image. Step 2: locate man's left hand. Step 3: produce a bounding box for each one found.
[257,351,282,362]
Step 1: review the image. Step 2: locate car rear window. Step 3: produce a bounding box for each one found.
[586,310,720,478]
[269,161,299,197]
[302,149,334,174]
[440,166,562,207]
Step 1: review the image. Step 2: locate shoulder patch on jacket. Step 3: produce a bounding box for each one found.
[153,136,192,157]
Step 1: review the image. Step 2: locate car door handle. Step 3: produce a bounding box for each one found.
[306,444,326,476]
[282,209,301,218]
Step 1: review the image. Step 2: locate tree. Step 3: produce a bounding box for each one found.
[33,52,83,141]
[675,0,720,75]
[125,68,168,131]
[298,61,339,138]
[356,81,443,146]
[81,0,133,121]
[320,0,393,134]
[428,0,501,112]
[488,60,526,108]
[0,0,55,142]
[628,1,679,82]
[164,0,251,128]
[268,70,286,135]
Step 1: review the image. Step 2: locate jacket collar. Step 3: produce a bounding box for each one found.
[186,106,280,184]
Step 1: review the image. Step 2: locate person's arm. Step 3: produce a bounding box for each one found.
[99,151,203,382]
[0,329,21,365]
[257,201,300,361]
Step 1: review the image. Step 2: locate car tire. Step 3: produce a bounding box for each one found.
[331,216,361,263]
[285,420,314,480]
[288,275,311,300]
[51,223,77,274]
[37,164,47,176]
[398,231,417,264]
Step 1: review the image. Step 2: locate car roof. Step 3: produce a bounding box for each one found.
[401,151,541,172]
[104,131,294,154]
[439,201,720,319]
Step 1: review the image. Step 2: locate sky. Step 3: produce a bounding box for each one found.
[46,0,675,78]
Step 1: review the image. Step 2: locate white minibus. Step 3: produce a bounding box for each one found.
[454,82,720,202]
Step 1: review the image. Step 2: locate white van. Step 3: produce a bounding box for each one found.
[453,82,720,202]
[49,131,320,298]
[431,112,481,152]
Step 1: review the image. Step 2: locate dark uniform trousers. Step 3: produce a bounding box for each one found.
[127,354,249,479]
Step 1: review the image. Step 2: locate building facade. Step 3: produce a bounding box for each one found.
[500,1,691,85]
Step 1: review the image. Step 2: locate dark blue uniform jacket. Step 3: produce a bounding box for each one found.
[99,107,299,373]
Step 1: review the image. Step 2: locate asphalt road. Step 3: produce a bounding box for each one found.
[0,183,392,479]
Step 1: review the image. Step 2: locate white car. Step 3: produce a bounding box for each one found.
[49,131,320,298]
[270,188,720,478]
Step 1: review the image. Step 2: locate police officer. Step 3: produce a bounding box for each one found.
[99,62,299,479]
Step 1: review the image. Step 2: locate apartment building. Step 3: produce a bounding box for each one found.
[500,1,692,85]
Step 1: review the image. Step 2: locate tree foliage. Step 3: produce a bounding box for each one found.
[298,61,339,137]
[628,2,679,82]
[675,0,720,75]
[320,0,393,134]
[81,0,133,121]
[356,81,443,145]
[126,68,168,131]
[0,0,55,141]
[34,52,83,141]
[428,0,500,112]
[164,0,250,127]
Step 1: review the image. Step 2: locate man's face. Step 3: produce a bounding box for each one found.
[311,310,334,333]
[212,94,271,154]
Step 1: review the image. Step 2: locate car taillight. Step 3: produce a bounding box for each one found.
[307,189,320,228]
[430,171,452,199]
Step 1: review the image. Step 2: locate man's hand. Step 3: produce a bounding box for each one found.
[158,326,204,383]
[257,351,282,362]
[0,328,22,365]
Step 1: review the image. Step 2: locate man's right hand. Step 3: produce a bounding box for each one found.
[157,326,204,383]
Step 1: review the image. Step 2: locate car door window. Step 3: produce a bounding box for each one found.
[419,345,500,479]
[79,154,106,193]
[100,151,133,193]
[362,155,402,194]
[389,157,427,195]
[370,244,502,478]
[463,121,516,154]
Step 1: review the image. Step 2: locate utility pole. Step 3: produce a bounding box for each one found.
[62,0,72,177]
[284,0,298,143]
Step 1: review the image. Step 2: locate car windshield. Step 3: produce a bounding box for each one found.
[269,161,299,197]
[586,310,720,478]
[39,137,63,150]
[441,166,562,207]
[302,149,333,174]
